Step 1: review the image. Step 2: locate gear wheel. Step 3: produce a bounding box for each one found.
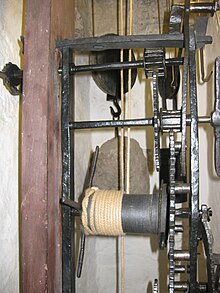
[144,48,165,78]
[168,131,176,293]
[144,49,166,172]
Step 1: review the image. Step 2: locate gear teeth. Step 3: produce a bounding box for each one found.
[169,132,176,293]
[144,48,165,78]
[153,73,160,172]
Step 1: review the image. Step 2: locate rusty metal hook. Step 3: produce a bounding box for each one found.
[110,98,121,119]
[200,47,213,83]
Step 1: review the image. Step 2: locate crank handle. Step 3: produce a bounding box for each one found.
[60,197,81,215]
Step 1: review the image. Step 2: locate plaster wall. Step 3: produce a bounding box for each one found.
[0,0,22,292]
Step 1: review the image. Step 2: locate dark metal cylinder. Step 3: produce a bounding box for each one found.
[121,193,159,234]
[190,2,219,15]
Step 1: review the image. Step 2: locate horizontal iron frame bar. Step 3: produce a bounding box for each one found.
[70,116,210,130]
[56,34,212,51]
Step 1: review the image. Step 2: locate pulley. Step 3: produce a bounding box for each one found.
[91,48,137,97]
[158,65,180,110]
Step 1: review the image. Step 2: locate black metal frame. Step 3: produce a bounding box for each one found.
[56,33,211,51]
[189,26,199,293]
[58,16,211,293]
[61,48,75,293]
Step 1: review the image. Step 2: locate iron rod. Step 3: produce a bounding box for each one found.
[58,58,183,74]
[186,116,211,124]
[70,118,153,129]
[198,116,211,123]
[190,2,220,15]
[70,115,211,130]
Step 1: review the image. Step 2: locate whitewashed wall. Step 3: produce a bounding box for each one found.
[0,0,22,292]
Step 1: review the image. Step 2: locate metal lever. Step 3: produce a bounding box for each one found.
[60,146,99,277]
[211,56,220,176]
[60,197,81,216]
[77,146,99,278]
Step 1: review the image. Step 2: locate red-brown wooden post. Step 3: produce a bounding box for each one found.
[21,0,74,292]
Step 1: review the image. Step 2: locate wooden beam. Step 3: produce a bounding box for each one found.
[21,0,74,292]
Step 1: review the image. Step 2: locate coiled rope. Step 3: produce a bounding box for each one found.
[82,188,125,236]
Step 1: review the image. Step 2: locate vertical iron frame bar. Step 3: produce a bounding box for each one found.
[181,0,190,177]
[61,48,75,293]
[189,27,199,293]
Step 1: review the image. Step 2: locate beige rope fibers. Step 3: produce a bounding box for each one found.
[82,188,125,236]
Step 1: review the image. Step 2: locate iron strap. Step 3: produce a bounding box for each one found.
[189,26,199,293]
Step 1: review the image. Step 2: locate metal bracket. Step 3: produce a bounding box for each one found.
[0,62,22,95]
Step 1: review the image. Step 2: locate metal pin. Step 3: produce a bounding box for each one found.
[174,282,188,291]
[175,208,190,218]
[174,250,190,261]
[175,265,186,273]
[175,183,190,194]
[175,225,184,233]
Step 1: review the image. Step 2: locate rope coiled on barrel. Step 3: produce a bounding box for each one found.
[82,188,125,236]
